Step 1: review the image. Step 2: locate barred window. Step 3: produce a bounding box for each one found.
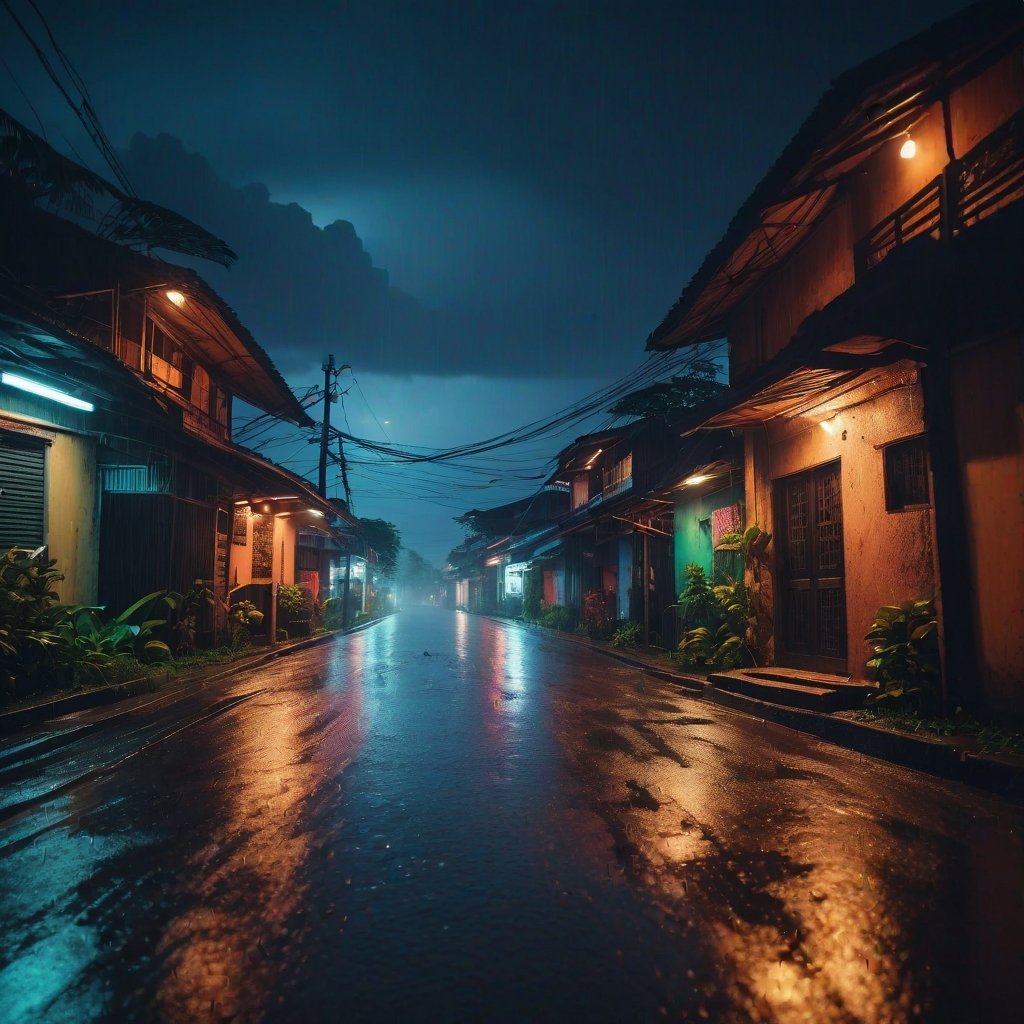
[884,435,930,511]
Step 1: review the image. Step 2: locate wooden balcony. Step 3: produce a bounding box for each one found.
[182,404,230,442]
[855,110,1024,277]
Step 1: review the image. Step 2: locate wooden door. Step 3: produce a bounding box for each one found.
[775,461,847,672]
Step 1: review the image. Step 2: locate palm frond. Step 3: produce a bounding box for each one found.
[1,108,236,267]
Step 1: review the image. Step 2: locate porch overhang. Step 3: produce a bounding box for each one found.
[646,2,1024,352]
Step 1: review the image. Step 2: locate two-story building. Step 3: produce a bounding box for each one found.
[647,0,1024,713]
[0,122,357,641]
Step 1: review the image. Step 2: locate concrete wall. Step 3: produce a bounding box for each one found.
[755,367,936,678]
[47,432,99,604]
[673,480,744,594]
[950,333,1024,713]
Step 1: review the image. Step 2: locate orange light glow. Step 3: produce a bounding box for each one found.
[900,135,917,159]
[165,289,186,306]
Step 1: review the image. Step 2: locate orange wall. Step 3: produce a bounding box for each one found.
[751,367,935,678]
[950,333,1024,713]
[730,51,1024,380]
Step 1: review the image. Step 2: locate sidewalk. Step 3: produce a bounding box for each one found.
[512,619,1024,801]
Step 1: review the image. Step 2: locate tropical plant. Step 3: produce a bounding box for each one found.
[864,600,940,711]
[54,590,174,681]
[522,566,543,621]
[611,621,643,649]
[539,603,575,632]
[678,622,745,668]
[229,600,265,648]
[277,584,308,617]
[171,583,215,655]
[674,564,719,629]
[0,548,65,693]
[676,573,752,669]
[321,596,346,630]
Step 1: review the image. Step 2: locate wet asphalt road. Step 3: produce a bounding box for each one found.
[0,607,1022,1023]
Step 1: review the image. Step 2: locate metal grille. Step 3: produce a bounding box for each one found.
[816,468,842,571]
[885,436,929,510]
[784,589,811,649]
[818,587,844,657]
[786,482,808,572]
[0,434,45,550]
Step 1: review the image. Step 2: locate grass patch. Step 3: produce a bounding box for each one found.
[845,705,1024,754]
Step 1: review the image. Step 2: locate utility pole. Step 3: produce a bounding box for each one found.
[318,353,335,497]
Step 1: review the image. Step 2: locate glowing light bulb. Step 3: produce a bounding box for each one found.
[166,289,186,306]
[900,135,917,159]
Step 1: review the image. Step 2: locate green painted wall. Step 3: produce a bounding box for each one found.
[672,481,744,598]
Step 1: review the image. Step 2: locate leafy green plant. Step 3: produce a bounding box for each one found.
[522,566,543,621]
[54,590,174,683]
[864,600,939,711]
[611,621,643,649]
[678,622,744,668]
[539,603,575,632]
[674,564,719,630]
[277,584,307,617]
[229,600,265,649]
[171,583,215,655]
[676,574,752,669]
[321,596,345,630]
[0,548,65,693]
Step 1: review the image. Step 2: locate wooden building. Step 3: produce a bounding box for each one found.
[647,1,1024,712]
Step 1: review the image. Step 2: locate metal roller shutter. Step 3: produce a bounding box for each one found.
[0,432,47,551]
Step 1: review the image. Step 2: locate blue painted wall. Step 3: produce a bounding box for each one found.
[672,481,744,598]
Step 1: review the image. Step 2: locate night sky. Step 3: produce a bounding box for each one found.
[1,0,968,565]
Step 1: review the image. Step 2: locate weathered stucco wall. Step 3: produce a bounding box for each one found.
[48,432,99,604]
[755,368,935,678]
[950,333,1024,714]
[673,480,744,592]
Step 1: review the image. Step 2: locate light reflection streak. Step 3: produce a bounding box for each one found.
[153,650,369,1020]
[549,676,1014,1023]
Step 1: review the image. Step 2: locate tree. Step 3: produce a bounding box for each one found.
[398,549,439,605]
[358,518,401,578]
[608,358,726,419]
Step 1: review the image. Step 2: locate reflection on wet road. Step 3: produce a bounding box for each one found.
[0,607,1021,1022]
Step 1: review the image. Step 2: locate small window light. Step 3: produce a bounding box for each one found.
[900,134,917,159]
[166,289,186,306]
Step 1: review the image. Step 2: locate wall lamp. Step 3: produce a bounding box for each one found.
[2,371,94,412]
[900,132,917,159]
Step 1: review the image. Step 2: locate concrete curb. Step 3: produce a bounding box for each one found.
[0,614,391,735]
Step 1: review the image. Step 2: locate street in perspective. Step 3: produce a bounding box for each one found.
[2,2,1024,1022]
[2,609,1022,1022]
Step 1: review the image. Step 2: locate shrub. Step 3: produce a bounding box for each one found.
[677,574,752,669]
[522,566,543,621]
[675,564,719,630]
[539,603,575,632]
[611,621,643,649]
[229,600,265,649]
[0,548,65,694]
[864,600,939,712]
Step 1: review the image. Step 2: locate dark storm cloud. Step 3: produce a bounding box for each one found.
[122,132,644,379]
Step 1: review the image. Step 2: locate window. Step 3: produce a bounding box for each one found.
[148,321,192,393]
[884,435,930,511]
[603,452,632,498]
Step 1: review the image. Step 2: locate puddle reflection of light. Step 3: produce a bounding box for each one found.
[455,609,468,661]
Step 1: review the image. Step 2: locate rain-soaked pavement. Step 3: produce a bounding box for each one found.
[0,607,1022,1023]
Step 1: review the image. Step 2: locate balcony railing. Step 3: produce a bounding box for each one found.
[855,109,1024,276]
[183,405,230,442]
